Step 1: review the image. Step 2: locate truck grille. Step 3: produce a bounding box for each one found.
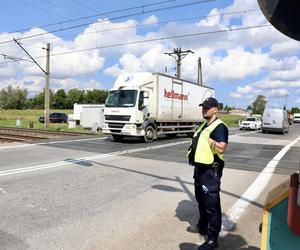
[105,115,130,121]
[108,123,125,129]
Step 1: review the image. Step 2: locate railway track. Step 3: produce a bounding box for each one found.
[0,126,94,143]
[0,133,49,142]
[0,126,93,135]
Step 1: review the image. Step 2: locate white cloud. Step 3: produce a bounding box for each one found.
[140,15,158,25]
[268,88,289,97]
[230,92,242,99]
[104,44,173,77]
[270,40,300,57]
[197,8,222,27]
[204,47,277,81]
[230,84,261,99]
[295,98,300,104]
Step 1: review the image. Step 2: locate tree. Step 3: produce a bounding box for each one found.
[218,102,224,110]
[252,95,266,114]
[0,85,28,109]
[291,107,300,114]
[65,89,85,108]
[224,105,234,112]
[29,89,54,109]
[85,89,108,104]
[53,89,67,109]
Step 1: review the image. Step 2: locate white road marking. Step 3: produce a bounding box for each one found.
[0,136,107,150]
[221,135,300,233]
[0,129,255,151]
[0,140,190,177]
[230,130,259,136]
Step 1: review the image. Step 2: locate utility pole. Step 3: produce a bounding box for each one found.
[197,57,203,86]
[165,48,194,79]
[284,93,289,109]
[13,39,51,129]
[45,43,50,128]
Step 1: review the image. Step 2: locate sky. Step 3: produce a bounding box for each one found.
[0,0,300,109]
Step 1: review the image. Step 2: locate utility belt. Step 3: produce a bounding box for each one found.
[194,161,221,174]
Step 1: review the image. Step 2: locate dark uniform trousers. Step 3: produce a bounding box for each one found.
[194,167,222,242]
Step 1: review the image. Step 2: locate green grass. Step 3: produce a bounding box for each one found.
[218,113,244,127]
[0,109,101,134]
[0,110,243,134]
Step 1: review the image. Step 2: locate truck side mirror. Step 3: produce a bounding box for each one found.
[144,97,149,106]
[138,91,149,110]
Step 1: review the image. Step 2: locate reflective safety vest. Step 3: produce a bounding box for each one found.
[187,119,226,165]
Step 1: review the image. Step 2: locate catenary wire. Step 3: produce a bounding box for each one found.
[68,0,99,12]
[18,9,260,48]
[0,9,260,57]
[0,0,215,45]
[5,0,179,34]
[0,24,272,66]
[38,0,82,16]
[15,0,65,18]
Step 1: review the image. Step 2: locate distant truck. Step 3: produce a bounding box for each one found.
[68,103,104,125]
[102,72,214,142]
[293,113,300,123]
[262,108,289,134]
[81,105,105,130]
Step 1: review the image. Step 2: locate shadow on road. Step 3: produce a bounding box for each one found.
[0,229,28,250]
[179,233,260,250]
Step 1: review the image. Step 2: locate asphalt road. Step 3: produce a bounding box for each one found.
[0,124,299,249]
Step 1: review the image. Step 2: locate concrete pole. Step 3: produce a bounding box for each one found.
[176,55,181,79]
[197,57,203,86]
[45,43,50,129]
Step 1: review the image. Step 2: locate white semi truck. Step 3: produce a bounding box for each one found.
[102,72,214,142]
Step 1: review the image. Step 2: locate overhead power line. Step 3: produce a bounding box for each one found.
[0,24,272,66]
[15,0,64,18]
[38,0,82,16]
[17,9,260,47]
[5,0,179,34]
[0,53,33,63]
[68,0,109,12]
[0,0,215,45]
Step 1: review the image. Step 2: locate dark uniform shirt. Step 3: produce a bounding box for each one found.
[188,118,228,191]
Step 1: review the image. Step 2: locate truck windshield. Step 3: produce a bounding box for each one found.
[245,118,256,121]
[105,90,137,108]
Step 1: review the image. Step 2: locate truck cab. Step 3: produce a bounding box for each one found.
[102,73,153,142]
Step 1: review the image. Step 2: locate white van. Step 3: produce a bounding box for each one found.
[262,108,289,134]
[294,113,300,123]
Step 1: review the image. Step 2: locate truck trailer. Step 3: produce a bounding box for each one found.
[102,72,214,142]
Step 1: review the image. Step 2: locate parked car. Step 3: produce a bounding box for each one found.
[293,113,300,123]
[239,116,262,130]
[39,112,68,123]
[262,108,289,134]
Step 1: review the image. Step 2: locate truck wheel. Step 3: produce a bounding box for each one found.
[112,134,123,142]
[144,126,155,143]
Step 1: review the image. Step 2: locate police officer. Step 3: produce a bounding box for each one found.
[187,97,228,250]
